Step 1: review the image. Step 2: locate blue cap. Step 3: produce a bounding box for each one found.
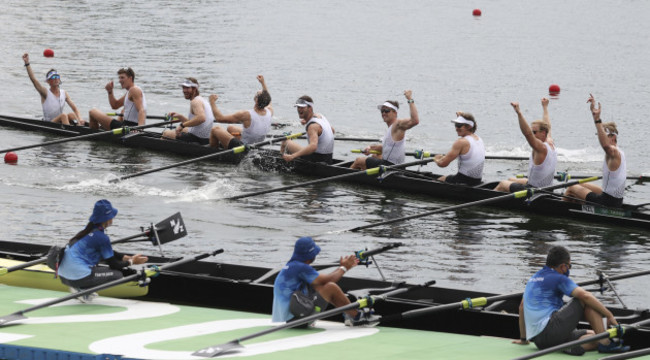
[290,237,321,262]
[89,199,118,224]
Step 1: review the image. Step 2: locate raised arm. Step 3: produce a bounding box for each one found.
[209,94,251,124]
[589,94,620,160]
[105,81,125,110]
[395,90,420,131]
[257,75,273,114]
[541,97,553,142]
[513,102,546,153]
[23,54,47,100]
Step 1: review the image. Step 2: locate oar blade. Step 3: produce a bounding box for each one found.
[0,312,26,326]
[192,340,243,358]
[0,267,7,275]
[154,212,187,244]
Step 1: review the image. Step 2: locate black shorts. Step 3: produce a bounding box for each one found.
[586,191,623,208]
[300,153,333,164]
[445,173,482,186]
[228,137,244,149]
[509,182,532,192]
[532,299,588,349]
[109,119,138,129]
[177,132,210,145]
[60,266,124,290]
[365,157,394,168]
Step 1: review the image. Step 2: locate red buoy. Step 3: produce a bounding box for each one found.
[472,9,482,16]
[43,49,54,58]
[549,84,561,95]
[4,152,18,164]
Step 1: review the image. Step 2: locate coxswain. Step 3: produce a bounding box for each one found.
[22,53,84,126]
[350,90,420,170]
[162,78,215,145]
[494,98,557,192]
[564,94,626,207]
[281,96,335,164]
[208,75,273,149]
[433,112,485,185]
[88,67,147,129]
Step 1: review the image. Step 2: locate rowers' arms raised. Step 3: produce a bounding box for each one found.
[513,102,547,157]
[393,90,420,139]
[433,137,467,168]
[541,97,553,144]
[257,75,273,114]
[209,94,252,126]
[589,94,621,165]
[105,81,125,110]
[22,54,48,100]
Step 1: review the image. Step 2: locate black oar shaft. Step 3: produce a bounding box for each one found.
[227,158,435,200]
[345,176,600,233]
[1,250,222,324]
[113,132,304,183]
[357,242,403,260]
[277,135,381,142]
[0,119,176,154]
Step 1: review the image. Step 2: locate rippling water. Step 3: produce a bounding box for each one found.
[1,0,649,309]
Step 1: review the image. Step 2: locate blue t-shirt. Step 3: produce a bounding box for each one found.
[57,228,114,281]
[523,266,578,339]
[271,260,320,323]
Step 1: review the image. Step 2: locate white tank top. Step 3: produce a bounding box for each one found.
[527,142,557,187]
[122,86,147,124]
[458,135,485,179]
[602,148,626,199]
[305,116,334,155]
[381,123,405,164]
[42,88,66,122]
[187,96,215,139]
[242,109,272,144]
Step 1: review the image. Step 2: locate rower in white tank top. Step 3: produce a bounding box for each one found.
[122,86,147,124]
[381,123,405,164]
[305,116,334,155]
[527,142,557,187]
[242,109,272,144]
[42,88,66,122]
[602,148,626,199]
[458,135,485,179]
[187,96,215,139]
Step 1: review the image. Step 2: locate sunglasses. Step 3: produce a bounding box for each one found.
[454,123,464,128]
[49,75,60,80]
[380,108,392,114]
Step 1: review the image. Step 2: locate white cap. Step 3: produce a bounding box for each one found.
[377,102,398,112]
[179,79,199,88]
[294,98,314,108]
[604,127,618,135]
[451,116,475,127]
[46,70,59,80]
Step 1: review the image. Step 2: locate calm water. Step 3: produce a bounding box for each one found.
[0,0,649,309]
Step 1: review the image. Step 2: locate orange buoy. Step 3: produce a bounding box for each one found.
[549,84,561,95]
[43,49,54,58]
[4,152,18,164]
[472,9,482,16]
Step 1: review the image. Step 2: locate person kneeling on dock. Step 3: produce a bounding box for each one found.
[272,237,379,326]
[162,78,214,145]
[57,200,148,302]
[208,75,273,149]
[513,246,629,355]
[433,112,485,186]
[350,90,419,170]
[494,99,556,192]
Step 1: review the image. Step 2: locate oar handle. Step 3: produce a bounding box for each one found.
[106,113,177,121]
[356,242,404,260]
[351,149,381,155]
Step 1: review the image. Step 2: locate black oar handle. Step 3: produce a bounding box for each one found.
[356,242,404,260]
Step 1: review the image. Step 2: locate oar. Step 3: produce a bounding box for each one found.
[106,112,172,121]
[0,249,223,326]
[600,347,650,360]
[551,172,650,183]
[274,135,381,142]
[225,158,435,200]
[382,268,650,325]
[0,118,178,154]
[356,242,403,262]
[331,176,601,234]
[351,149,528,161]
[192,279,436,358]
[0,212,188,276]
[511,318,650,360]
[110,132,304,182]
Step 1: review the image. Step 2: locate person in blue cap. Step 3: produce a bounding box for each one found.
[272,236,376,326]
[58,199,148,302]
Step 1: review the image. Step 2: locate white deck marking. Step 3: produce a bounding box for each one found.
[0,332,32,343]
[90,318,378,359]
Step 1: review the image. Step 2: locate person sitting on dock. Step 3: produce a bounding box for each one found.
[433,112,485,185]
[349,90,420,170]
[513,245,629,355]
[208,75,273,149]
[494,99,556,192]
[563,95,626,208]
[281,96,335,164]
[88,67,147,130]
[22,53,84,126]
[162,78,214,145]
[272,236,378,326]
[58,199,148,302]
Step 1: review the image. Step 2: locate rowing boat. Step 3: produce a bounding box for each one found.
[1,239,648,349]
[2,113,648,229]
